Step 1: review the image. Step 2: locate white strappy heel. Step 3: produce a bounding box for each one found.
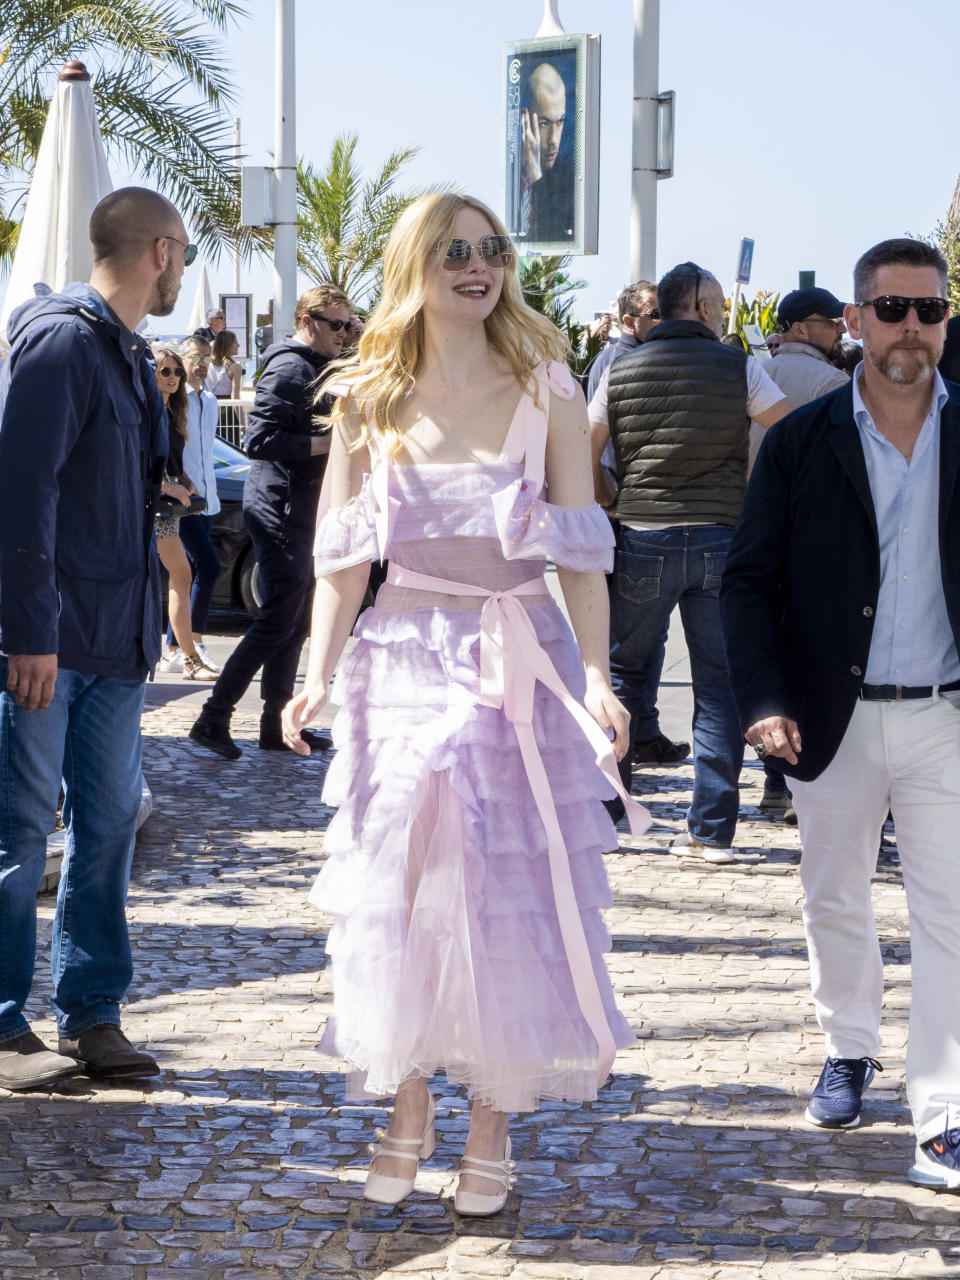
[363,1093,436,1205]
[454,1136,514,1216]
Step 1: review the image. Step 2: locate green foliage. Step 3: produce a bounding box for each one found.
[297,133,444,306]
[913,221,960,315]
[722,289,781,348]
[518,254,599,374]
[0,0,250,270]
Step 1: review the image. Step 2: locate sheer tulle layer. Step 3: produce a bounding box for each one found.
[311,602,632,1112]
[313,462,616,577]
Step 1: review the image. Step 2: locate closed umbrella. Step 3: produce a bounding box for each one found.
[0,61,113,343]
[188,263,214,334]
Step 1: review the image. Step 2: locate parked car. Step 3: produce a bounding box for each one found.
[210,436,261,615]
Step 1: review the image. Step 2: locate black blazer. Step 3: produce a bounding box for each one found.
[719,379,960,781]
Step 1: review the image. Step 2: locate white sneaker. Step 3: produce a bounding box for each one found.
[194,641,220,673]
[669,832,738,864]
[159,648,184,673]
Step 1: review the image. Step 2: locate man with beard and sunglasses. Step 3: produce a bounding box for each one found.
[721,238,960,1191]
[0,187,192,1088]
[190,284,353,760]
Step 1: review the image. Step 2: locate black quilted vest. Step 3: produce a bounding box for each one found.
[607,320,749,528]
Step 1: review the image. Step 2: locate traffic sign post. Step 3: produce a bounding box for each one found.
[727,237,754,335]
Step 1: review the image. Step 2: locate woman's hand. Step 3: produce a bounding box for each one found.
[281,685,328,755]
[583,675,631,761]
[161,479,191,505]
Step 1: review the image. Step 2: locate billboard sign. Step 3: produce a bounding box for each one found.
[503,33,600,256]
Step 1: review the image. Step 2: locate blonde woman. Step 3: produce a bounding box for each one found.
[282,194,647,1214]
[151,344,215,681]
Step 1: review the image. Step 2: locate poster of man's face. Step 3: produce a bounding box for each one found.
[505,45,577,248]
[503,35,599,256]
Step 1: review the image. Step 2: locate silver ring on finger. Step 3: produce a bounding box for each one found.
[754,743,767,760]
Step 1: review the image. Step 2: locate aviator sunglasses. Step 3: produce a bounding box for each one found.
[857,295,949,325]
[158,365,184,379]
[440,235,513,271]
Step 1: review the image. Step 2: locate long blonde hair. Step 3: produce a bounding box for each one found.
[325,193,569,453]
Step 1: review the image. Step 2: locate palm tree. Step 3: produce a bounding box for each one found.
[0,0,249,267]
[297,133,441,306]
[519,254,600,374]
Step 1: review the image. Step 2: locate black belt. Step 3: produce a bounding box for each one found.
[859,678,960,701]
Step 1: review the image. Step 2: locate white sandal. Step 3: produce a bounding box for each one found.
[363,1093,435,1205]
[454,1136,514,1216]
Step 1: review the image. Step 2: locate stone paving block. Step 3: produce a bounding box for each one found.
[1,702,950,1278]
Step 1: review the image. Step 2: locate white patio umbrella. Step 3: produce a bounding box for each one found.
[0,61,113,343]
[187,263,214,334]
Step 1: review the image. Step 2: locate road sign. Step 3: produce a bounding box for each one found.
[735,237,754,285]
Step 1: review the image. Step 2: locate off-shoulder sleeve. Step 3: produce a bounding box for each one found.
[313,471,379,575]
[491,476,615,572]
[543,359,577,400]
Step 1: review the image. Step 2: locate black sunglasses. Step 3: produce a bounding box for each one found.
[629,308,660,321]
[157,365,184,379]
[309,313,352,331]
[857,295,948,325]
[440,235,513,271]
[162,234,198,266]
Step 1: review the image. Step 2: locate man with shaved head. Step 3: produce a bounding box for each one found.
[520,60,574,243]
[0,186,192,1089]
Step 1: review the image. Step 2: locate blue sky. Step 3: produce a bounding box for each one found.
[65,1,960,331]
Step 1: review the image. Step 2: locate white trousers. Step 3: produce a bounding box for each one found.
[790,696,960,1143]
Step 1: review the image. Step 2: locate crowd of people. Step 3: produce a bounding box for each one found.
[1,185,959,1218]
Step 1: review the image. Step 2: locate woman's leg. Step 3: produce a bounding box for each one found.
[370,1076,431,1180]
[158,536,198,659]
[461,1101,511,1196]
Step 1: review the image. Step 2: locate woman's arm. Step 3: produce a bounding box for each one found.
[281,403,371,754]
[229,359,243,400]
[544,384,630,759]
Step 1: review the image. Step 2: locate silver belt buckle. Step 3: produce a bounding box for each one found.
[895,685,903,701]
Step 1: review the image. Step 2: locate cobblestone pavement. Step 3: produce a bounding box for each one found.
[1,698,957,1280]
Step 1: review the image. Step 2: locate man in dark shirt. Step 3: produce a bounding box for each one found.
[0,188,189,1088]
[520,62,574,243]
[190,284,353,760]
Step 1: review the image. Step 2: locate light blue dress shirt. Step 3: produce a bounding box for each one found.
[853,367,959,686]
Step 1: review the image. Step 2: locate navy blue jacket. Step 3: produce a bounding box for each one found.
[0,285,167,677]
[243,341,333,544]
[719,380,960,781]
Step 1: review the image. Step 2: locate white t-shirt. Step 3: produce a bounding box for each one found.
[587,353,785,426]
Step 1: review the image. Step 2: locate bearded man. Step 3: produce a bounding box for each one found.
[721,238,960,1192]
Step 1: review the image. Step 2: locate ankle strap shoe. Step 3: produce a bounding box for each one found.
[455,1136,514,1216]
[363,1093,435,1205]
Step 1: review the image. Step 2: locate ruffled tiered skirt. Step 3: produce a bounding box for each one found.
[311,598,634,1113]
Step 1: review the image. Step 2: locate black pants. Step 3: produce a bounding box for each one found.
[202,512,313,726]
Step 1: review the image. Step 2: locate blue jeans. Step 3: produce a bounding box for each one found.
[609,525,744,847]
[167,513,220,645]
[0,660,145,1041]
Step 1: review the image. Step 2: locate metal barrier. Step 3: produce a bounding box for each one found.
[215,398,250,449]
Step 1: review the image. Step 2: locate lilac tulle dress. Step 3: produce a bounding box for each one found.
[310,360,648,1113]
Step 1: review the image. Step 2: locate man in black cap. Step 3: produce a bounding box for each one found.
[750,287,852,820]
[760,287,850,417]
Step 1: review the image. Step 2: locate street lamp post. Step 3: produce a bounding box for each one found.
[630,0,660,282]
[273,0,297,342]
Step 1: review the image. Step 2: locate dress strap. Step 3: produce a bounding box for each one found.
[385,560,651,1085]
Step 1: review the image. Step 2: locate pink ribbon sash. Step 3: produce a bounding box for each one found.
[385,562,650,1087]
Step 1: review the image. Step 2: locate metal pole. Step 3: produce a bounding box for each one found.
[273,0,297,342]
[233,117,241,294]
[727,282,741,335]
[630,0,660,282]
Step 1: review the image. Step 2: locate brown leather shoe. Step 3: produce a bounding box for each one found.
[58,1024,160,1079]
[0,1030,81,1090]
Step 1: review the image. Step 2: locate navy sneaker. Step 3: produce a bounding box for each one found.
[804,1056,882,1129]
[909,1128,960,1192]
